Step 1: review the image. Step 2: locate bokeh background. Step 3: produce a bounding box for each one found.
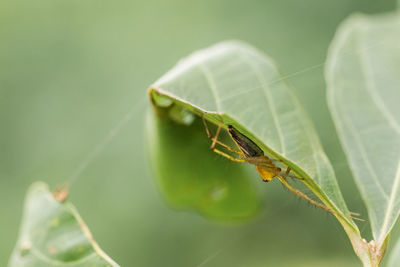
[1,1,397,266]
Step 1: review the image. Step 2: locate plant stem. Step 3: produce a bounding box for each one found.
[343,226,389,267]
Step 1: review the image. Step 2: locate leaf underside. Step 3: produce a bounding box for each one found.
[146,110,261,220]
[9,182,119,267]
[148,40,356,229]
[326,12,400,244]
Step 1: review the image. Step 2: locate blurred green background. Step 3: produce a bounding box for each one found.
[0,1,397,266]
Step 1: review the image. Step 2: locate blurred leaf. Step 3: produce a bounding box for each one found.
[387,236,400,267]
[326,12,400,248]
[146,109,261,220]
[9,182,119,267]
[148,41,357,230]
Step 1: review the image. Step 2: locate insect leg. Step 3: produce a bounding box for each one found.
[278,176,334,214]
[275,167,301,181]
[210,125,221,150]
[201,116,243,155]
[212,128,243,155]
[202,115,213,139]
[278,176,364,221]
[212,148,246,162]
[280,167,302,180]
[211,125,245,162]
[283,166,291,178]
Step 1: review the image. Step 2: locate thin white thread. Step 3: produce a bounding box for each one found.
[67,96,147,185]
[166,39,390,105]
[66,39,388,187]
[196,250,223,267]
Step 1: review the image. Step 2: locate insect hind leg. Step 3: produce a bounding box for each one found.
[201,116,243,155]
[279,166,304,181]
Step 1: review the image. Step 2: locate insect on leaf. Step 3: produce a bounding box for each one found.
[326,12,400,247]
[146,110,261,220]
[9,182,119,267]
[148,40,358,232]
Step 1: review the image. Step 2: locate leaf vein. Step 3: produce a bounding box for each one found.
[359,31,400,135]
[198,63,221,113]
[336,86,389,201]
[239,55,286,154]
[378,161,400,243]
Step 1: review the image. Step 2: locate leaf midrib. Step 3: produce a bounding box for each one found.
[239,54,285,154]
[198,63,221,113]
[379,162,400,243]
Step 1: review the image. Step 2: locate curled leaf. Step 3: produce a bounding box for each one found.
[148,41,356,231]
[9,182,119,267]
[146,108,261,220]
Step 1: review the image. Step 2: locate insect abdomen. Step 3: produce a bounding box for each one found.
[227,125,264,157]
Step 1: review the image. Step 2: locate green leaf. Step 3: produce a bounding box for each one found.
[9,182,119,267]
[148,41,356,230]
[388,237,400,267]
[146,108,261,220]
[326,12,400,248]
